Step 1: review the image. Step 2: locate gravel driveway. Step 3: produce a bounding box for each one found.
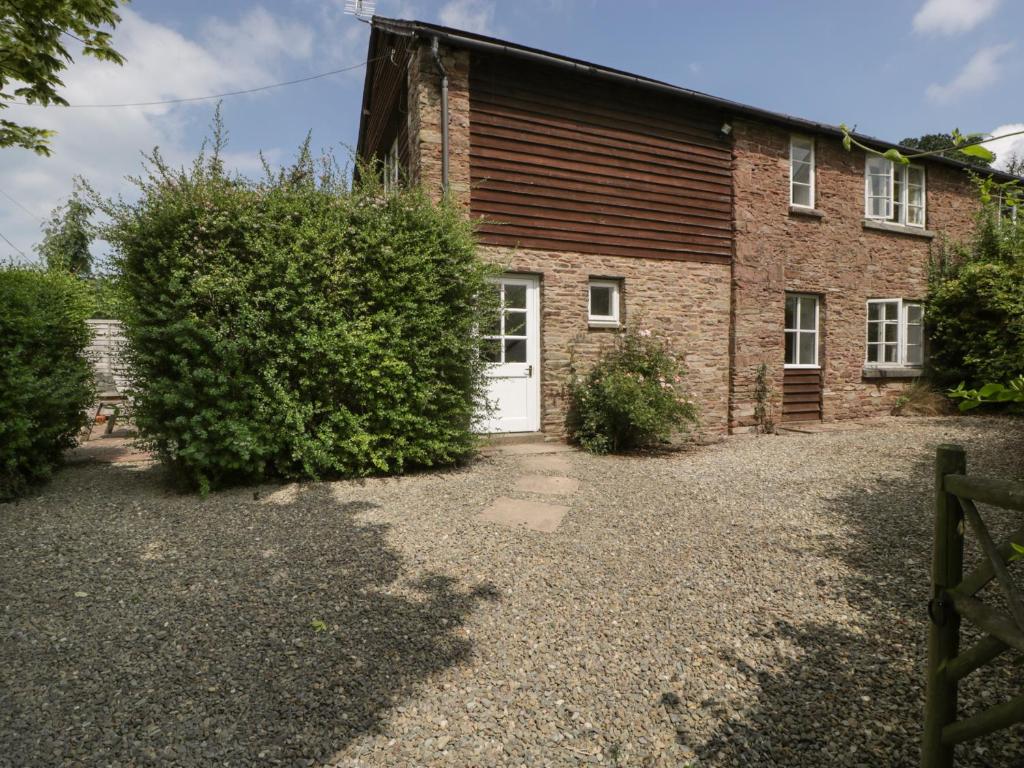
[2,416,1023,767]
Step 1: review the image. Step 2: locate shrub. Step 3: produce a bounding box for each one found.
[926,260,1024,388]
[926,180,1024,389]
[891,380,955,417]
[948,377,1024,412]
[753,362,776,433]
[102,138,494,492]
[0,266,94,500]
[567,327,698,453]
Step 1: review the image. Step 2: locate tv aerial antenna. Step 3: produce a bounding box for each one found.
[344,0,376,22]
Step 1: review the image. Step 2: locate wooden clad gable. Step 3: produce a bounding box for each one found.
[469,53,733,263]
[360,32,412,166]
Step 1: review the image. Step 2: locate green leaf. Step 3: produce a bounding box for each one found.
[883,148,909,165]
[960,144,995,162]
[978,382,1004,398]
[842,134,852,152]
[958,399,983,411]
[1010,542,1024,562]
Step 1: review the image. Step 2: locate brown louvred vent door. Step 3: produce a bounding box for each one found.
[782,369,823,422]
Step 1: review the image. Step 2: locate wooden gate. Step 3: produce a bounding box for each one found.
[922,445,1024,766]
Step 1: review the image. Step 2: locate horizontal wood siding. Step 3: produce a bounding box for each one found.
[362,33,411,161]
[782,369,823,422]
[469,54,733,263]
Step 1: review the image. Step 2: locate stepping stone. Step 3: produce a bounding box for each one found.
[514,474,580,496]
[479,496,569,533]
[519,454,573,474]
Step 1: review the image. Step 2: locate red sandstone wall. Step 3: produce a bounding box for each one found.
[730,119,979,429]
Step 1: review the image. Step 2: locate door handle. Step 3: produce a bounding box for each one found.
[526,364,533,378]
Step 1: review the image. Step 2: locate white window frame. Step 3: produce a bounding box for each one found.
[383,138,400,194]
[789,135,815,209]
[784,293,820,369]
[588,279,620,326]
[865,298,924,368]
[864,158,926,228]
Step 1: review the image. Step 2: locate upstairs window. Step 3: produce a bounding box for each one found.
[865,158,926,227]
[790,136,815,209]
[383,139,400,194]
[866,299,923,366]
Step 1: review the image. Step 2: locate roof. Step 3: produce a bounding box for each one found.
[361,16,1023,183]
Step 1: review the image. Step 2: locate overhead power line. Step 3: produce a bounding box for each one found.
[0,188,45,223]
[0,228,27,258]
[13,55,383,110]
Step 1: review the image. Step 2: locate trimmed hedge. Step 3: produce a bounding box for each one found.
[0,267,94,500]
[104,145,494,492]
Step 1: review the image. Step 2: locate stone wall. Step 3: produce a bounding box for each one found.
[730,119,979,429]
[479,245,732,435]
[406,45,471,208]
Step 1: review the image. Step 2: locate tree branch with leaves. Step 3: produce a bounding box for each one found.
[0,0,125,155]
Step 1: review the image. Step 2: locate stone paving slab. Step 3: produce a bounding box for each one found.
[478,496,569,533]
[513,474,580,496]
[518,454,574,474]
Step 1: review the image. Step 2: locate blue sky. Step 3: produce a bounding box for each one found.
[2,0,1022,260]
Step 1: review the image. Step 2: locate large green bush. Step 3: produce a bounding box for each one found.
[567,327,698,453]
[926,179,1024,389]
[927,260,1024,388]
[0,267,94,500]
[103,141,493,491]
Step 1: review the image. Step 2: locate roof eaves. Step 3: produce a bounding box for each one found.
[370,16,1023,183]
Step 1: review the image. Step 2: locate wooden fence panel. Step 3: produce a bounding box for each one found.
[85,319,130,395]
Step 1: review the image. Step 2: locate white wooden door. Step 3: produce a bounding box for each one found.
[480,275,540,433]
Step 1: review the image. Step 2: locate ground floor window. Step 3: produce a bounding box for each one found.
[784,293,819,367]
[588,278,620,326]
[866,298,923,366]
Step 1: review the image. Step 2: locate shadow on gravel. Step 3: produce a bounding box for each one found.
[0,474,498,766]
[682,424,1024,767]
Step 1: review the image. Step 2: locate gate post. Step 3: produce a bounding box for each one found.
[922,444,966,768]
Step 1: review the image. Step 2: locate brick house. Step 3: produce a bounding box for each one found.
[356,18,1020,435]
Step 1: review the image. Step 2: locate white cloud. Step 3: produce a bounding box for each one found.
[986,123,1024,171]
[925,43,1013,104]
[913,0,1000,35]
[438,0,495,34]
[0,7,321,262]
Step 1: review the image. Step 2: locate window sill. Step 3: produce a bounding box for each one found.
[588,319,620,329]
[789,206,824,219]
[862,219,935,239]
[862,366,923,380]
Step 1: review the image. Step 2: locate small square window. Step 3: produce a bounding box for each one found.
[588,279,620,326]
